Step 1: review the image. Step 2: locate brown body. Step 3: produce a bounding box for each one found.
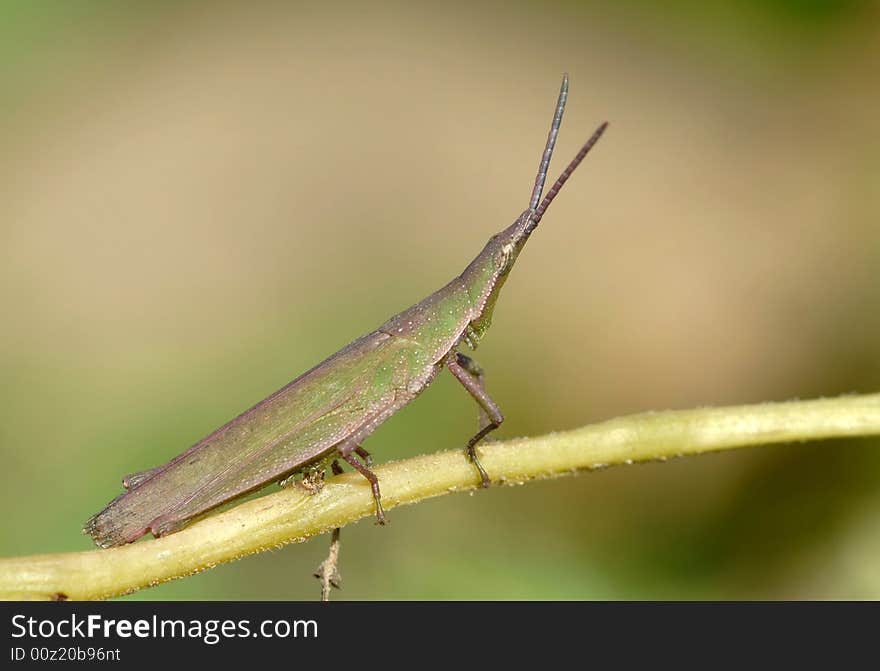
[84,75,607,548]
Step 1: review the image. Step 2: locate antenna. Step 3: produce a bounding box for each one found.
[529,121,608,229]
[529,74,569,211]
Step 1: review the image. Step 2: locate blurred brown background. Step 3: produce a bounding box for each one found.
[2,0,880,599]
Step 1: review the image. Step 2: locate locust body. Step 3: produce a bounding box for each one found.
[84,75,607,548]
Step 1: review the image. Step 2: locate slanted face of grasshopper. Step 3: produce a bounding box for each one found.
[85,75,607,548]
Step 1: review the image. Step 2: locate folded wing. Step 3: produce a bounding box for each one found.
[85,330,416,547]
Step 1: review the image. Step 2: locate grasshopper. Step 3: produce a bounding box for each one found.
[84,74,607,548]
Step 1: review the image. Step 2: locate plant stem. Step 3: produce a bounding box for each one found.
[2,393,880,600]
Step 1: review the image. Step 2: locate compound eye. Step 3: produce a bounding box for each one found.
[498,242,515,273]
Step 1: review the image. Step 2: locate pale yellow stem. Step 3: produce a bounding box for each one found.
[2,393,879,600]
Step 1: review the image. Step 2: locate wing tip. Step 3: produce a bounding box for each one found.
[82,492,152,549]
[82,512,119,549]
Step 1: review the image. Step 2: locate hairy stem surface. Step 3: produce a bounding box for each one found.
[2,393,879,600]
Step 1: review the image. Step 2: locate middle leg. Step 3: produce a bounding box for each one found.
[313,459,345,601]
[339,442,386,525]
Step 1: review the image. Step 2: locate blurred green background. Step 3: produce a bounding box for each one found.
[2,0,880,599]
